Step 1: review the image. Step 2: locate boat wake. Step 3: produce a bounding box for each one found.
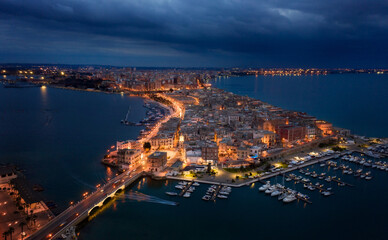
[121,191,178,206]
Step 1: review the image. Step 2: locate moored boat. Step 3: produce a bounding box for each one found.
[165,192,178,196]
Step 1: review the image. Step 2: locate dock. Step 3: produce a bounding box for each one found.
[295,194,312,204]
[211,185,222,201]
[331,177,354,187]
[288,174,327,192]
[179,181,194,196]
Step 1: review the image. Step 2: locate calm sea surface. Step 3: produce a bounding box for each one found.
[0,86,146,210]
[211,73,388,138]
[0,74,387,240]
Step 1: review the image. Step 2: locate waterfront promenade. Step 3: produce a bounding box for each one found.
[166,151,349,188]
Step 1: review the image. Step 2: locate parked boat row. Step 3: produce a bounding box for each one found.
[122,102,168,126]
[327,159,374,180]
[298,169,327,179]
[168,181,199,198]
[342,155,388,172]
[366,144,388,156]
[259,182,309,203]
[288,173,334,196]
[203,185,231,201]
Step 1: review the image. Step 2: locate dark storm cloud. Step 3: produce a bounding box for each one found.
[0,0,387,67]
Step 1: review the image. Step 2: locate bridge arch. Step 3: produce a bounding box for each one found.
[88,206,100,216]
[103,197,113,205]
[115,188,123,194]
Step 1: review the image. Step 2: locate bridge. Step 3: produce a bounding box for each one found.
[27,171,145,240]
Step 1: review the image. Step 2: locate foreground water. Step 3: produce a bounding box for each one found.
[0,86,146,210]
[211,73,388,138]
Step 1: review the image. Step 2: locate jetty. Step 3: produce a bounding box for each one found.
[179,181,194,196]
[295,194,312,204]
[211,185,222,201]
[331,177,354,187]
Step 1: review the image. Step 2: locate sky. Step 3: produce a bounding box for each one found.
[0,0,387,68]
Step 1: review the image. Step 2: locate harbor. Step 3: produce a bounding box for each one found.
[80,155,388,240]
[121,100,169,128]
[158,150,388,209]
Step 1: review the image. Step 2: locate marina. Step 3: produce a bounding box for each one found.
[255,151,388,206]
[121,100,168,127]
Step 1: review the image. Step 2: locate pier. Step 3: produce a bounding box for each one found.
[179,181,194,196]
[295,194,312,204]
[287,174,331,196]
[211,185,222,201]
[331,177,354,187]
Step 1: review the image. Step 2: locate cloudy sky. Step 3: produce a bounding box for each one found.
[0,0,387,67]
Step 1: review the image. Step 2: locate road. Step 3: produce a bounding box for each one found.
[139,93,184,144]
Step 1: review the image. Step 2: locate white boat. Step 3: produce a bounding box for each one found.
[193,182,200,186]
[219,191,230,195]
[165,192,178,196]
[218,195,228,199]
[365,176,372,180]
[278,192,288,200]
[302,178,310,182]
[175,185,184,189]
[271,190,282,197]
[283,194,297,203]
[322,191,332,196]
[265,186,275,194]
[178,181,187,185]
[259,182,270,191]
[202,195,211,201]
[183,192,191,198]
